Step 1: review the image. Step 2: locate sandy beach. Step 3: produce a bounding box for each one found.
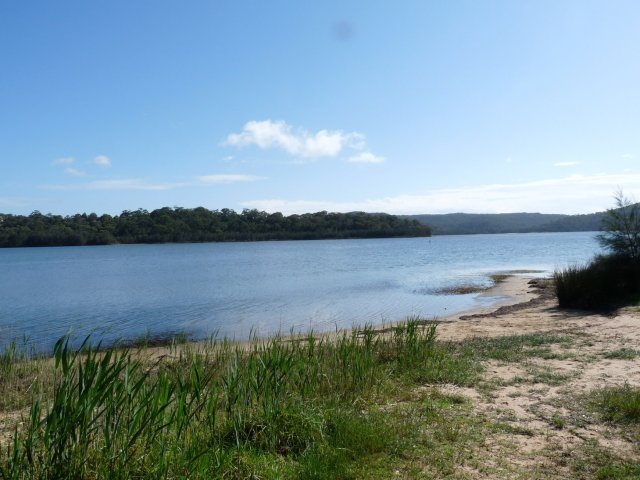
[430,275,640,476]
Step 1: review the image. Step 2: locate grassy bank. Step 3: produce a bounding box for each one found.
[0,319,474,479]
[1,316,638,479]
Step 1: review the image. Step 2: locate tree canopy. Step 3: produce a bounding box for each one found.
[596,191,640,260]
[0,208,431,248]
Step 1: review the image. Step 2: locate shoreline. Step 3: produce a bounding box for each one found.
[0,273,546,359]
[131,274,547,359]
[442,274,544,321]
[2,273,639,476]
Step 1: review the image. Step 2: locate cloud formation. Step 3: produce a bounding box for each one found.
[93,155,112,167]
[197,174,263,184]
[224,120,378,161]
[553,161,579,167]
[42,174,263,191]
[52,157,75,165]
[44,179,178,191]
[64,167,87,177]
[347,152,385,164]
[242,173,640,216]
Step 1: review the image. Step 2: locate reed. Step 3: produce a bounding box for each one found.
[0,318,475,479]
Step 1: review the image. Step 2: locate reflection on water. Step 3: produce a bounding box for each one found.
[0,232,599,352]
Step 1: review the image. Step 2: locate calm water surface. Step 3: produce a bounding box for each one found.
[0,232,600,352]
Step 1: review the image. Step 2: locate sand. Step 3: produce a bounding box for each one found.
[433,275,640,476]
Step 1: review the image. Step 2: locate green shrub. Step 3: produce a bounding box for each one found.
[597,191,640,260]
[554,254,640,310]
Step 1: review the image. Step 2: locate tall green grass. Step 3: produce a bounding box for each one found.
[0,318,477,479]
[0,340,49,413]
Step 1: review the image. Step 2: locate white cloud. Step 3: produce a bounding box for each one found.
[197,174,263,184]
[52,155,111,168]
[553,161,579,167]
[224,119,371,159]
[93,155,112,167]
[43,179,182,191]
[52,157,75,165]
[622,153,634,160]
[347,152,385,164]
[64,167,87,177]
[42,173,263,191]
[505,157,513,163]
[241,173,640,215]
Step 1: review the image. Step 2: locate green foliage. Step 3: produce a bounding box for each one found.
[407,211,603,235]
[554,254,640,310]
[590,384,640,423]
[603,348,638,360]
[0,208,430,247]
[0,341,20,377]
[551,414,566,429]
[571,441,640,480]
[595,463,640,480]
[461,333,572,363]
[554,192,640,310]
[0,318,472,479]
[597,190,640,260]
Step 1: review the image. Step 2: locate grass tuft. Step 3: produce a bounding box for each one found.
[589,384,640,423]
[603,348,638,360]
[462,333,572,363]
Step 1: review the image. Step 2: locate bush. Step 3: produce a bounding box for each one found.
[555,255,640,310]
[597,190,640,260]
[554,192,640,310]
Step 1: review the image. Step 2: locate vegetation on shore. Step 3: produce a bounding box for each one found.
[406,211,605,235]
[0,319,469,479]
[555,192,640,310]
[554,255,640,310]
[1,319,638,479]
[0,208,430,248]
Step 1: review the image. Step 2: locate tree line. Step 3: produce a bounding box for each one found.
[0,208,431,247]
[406,211,603,235]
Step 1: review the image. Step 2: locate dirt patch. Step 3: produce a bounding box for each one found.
[433,276,640,477]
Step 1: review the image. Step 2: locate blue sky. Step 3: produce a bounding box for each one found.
[1,0,639,216]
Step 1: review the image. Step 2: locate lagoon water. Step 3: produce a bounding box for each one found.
[0,232,600,352]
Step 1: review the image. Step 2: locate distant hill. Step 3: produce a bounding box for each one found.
[405,210,605,235]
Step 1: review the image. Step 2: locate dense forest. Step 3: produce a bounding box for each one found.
[0,208,431,247]
[406,211,605,235]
